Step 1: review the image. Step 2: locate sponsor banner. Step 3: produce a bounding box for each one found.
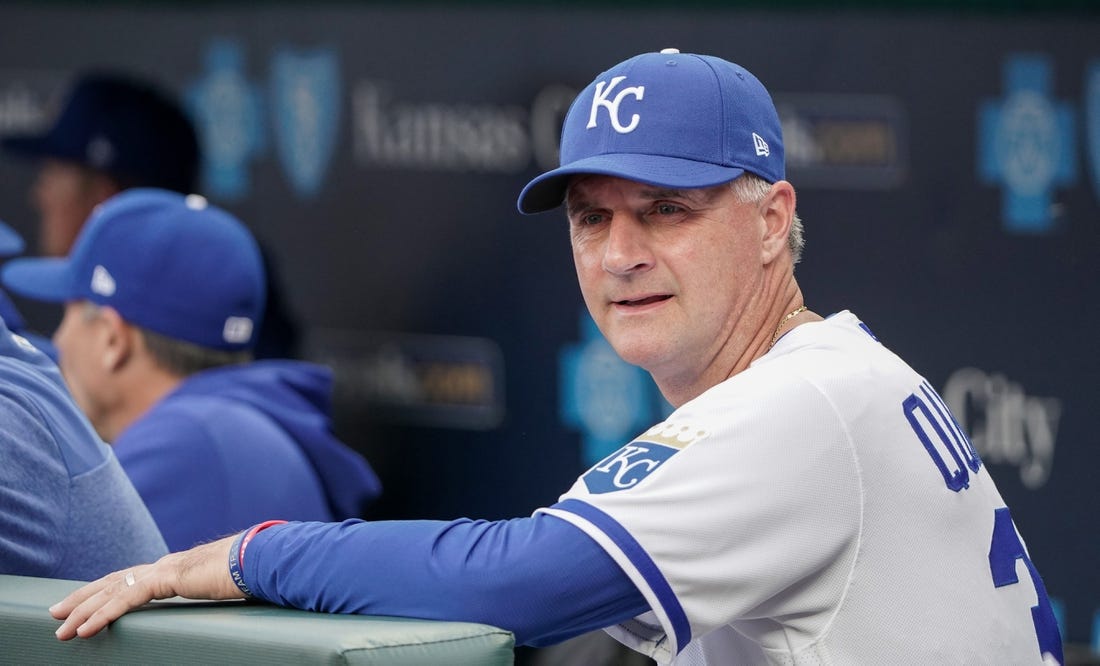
[305,329,505,431]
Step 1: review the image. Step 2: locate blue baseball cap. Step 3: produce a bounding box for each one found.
[0,220,26,258]
[1,188,266,351]
[518,49,785,214]
[1,72,199,194]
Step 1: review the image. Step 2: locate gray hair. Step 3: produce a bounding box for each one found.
[139,327,252,377]
[81,302,251,377]
[730,173,804,265]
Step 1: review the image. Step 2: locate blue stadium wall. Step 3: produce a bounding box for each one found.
[0,1,1096,647]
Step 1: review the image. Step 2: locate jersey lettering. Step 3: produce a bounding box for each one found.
[902,381,981,491]
[904,385,1060,661]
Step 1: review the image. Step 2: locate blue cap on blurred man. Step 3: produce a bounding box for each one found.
[0,220,58,359]
[1,73,199,194]
[518,48,784,214]
[1,189,265,351]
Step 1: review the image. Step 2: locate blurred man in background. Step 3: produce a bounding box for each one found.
[2,72,198,258]
[3,188,381,552]
[1,71,299,359]
[0,215,166,577]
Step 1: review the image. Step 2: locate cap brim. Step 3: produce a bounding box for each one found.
[1,132,87,166]
[2,133,52,157]
[517,154,747,214]
[1,257,75,303]
[0,221,25,258]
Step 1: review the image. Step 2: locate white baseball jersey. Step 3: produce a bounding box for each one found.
[539,311,1059,665]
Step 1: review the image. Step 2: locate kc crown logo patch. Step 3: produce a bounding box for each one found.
[582,420,709,494]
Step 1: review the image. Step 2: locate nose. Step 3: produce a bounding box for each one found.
[602,216,654,276]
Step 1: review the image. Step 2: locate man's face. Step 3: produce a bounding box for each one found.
[31,160,113,257]
[567,175,768,389]
[53,301,110,433]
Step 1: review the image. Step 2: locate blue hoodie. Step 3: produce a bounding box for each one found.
[114,360,381,551]
[0,316,167,579]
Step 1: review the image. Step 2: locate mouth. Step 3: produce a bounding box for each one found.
[614,294,672,307]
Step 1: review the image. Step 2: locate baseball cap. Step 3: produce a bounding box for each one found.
[1,72,199,193]
[1,188,266,351]
[0,220,26,258]
[518,48,784,214]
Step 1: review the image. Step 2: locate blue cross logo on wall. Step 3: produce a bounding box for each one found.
[187,40,267,201]
[977,54,1076,234]
[271,47,342,198]
[559,311,672,467]
[1085,60,1100,203]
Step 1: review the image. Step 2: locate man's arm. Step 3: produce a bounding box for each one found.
[53,514,648,646]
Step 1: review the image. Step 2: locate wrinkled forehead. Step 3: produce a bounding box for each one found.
[564,173,731,208]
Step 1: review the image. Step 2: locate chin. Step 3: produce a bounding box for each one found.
[608,339,665,372]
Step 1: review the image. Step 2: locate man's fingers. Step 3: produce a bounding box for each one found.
[49,567,136,620]
[50,536,245,641]
[52,568,151,638]
[51,564,161,640]
[71,592,142,639]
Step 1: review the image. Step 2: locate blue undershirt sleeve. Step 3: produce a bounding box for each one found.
[240,514,649,646]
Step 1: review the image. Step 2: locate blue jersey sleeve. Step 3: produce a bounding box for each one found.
[241,514,648,646]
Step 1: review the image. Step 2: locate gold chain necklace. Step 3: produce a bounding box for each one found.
[770,305,807,347]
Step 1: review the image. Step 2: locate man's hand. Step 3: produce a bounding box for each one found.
[50,535,246,640]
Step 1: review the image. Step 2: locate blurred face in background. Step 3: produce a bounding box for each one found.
[53,301,114,438]
[31,159,118,257]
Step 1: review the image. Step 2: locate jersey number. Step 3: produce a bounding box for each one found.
[989,507,1062,663]
[905,385,1062,663]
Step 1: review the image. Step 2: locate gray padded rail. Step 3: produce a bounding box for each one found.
[0,574,514,665]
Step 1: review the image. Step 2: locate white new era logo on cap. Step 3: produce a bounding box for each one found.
[753,132,770,157]
[223,316,253,344]
[90,265,116,296]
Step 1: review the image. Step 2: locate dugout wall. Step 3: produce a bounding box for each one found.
[0,1,1096,651]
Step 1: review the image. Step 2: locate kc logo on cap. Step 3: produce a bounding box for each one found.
[587,76,646,134]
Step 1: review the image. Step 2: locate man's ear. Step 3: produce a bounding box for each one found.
[97,307,135,372]
[760,180,796,265]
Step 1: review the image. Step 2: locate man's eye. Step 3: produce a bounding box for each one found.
[656,203,682,215]
[581,213,605,225]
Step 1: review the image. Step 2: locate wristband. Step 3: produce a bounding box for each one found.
[228,520,288,597]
